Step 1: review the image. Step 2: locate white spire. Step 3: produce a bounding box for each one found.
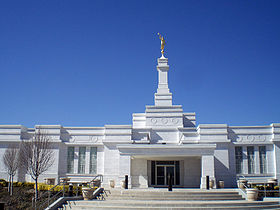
[154,56,172,106]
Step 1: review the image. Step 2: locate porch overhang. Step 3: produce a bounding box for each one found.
[117,144,216,157]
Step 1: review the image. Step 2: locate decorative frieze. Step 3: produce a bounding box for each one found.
[236,135,270,142]
[149,117,181,126]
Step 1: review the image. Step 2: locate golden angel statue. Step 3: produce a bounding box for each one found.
[158,33,165,56]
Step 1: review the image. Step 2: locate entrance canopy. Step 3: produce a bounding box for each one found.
[117,144,216,157]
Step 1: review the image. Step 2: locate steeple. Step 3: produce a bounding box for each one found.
[154,33,172,106]
[154,56,173,106]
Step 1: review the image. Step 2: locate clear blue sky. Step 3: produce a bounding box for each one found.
[0,0,279,128]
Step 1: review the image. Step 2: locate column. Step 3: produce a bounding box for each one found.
[255,146,260,174]
[119,154,131,188]
[200,155,216,189]
[274,143,280,181]
[242,146,248,174]
[74,146,79,174]
[85,147,90,174]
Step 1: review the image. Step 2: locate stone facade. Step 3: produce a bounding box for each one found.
[0,55,279,189]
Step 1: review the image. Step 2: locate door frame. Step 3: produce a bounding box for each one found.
[153,161,178,187]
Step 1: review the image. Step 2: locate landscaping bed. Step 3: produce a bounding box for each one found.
[0,181,34,210]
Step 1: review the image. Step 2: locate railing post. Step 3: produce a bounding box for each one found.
[168,173,172,191]
[125,175,128,189]
[206,176,210,190]
[63,181,65,197]
[264,183,266,198]
[69,184,73,197]
[48,190,50,207]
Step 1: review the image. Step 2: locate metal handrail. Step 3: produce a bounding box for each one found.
[237,175,249,191]
[91,174,103,183]
[34,174,104,210]
[88,174,103,187]
[33,179,68,210]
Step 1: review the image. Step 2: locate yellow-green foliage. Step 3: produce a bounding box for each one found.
[0,181,35,188]
[24,182,35,187]
[0,181,7,187]
[35,183,84,192]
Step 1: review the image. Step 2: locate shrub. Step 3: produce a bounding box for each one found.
[23,182,35,187]
[0,180,7,187]
[33,183,88,194]
[14,182,23,187]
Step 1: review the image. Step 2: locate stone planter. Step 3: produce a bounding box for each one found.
[267,178,278,184]
[246,188,258,201]
[209,180,214,189]
[121,180,126,189]
[82,187,95,200]
[110,180,115,188]
[238,179,248,189]
[218,181,224,189]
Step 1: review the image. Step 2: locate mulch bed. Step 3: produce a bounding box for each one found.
[0,185,34,210]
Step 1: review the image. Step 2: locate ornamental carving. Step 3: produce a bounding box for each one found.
[172,118,179,124]
[151,118,158,124]
[161,118,168,124]
[89,136,100,143]
[236,135,268,142]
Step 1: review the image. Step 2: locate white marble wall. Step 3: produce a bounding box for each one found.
[131,158,148,188]
[183,157,201,188]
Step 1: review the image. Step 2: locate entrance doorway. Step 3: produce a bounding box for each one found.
[151,161,180,187]
[156,165,175,185]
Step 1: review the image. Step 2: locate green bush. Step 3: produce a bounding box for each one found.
[35,183,83,193]
[14,182,23,187]
[0,180,7,187]
[23,182,35,187]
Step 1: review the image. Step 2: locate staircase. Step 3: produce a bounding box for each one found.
[65,188,280,209]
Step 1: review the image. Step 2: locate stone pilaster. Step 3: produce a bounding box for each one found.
[200,155,216,189]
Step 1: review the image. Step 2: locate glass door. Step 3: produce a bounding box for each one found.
[151,161,180,187]
[156,166,165,185]
[156,165,175,186]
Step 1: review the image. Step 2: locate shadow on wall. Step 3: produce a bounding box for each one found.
[150,130,163,143]
[214,157,236,188]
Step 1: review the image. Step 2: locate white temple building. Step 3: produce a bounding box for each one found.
[0,52,279,189]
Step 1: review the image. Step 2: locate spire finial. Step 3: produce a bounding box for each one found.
[157,33,166,57]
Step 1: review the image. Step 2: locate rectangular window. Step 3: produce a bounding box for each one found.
[89,147,97,174]
[78,147,86,174]
[259,146,267,174]
[235,147,243,174]
[67,147,74,173]
[247,146,255,174]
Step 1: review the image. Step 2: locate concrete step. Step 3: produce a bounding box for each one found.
[63,189,280,210]
[66,200,280,207]
[106,196,243,201]
[65,201,280,210]
[109,189,240,195]
[107,193,242,197]
[65,205,280,210]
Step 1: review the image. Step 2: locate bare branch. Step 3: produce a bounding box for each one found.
[19,129,54,200]
[3,146,20,177]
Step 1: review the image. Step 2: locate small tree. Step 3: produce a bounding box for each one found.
[3,146,20,195]
[20,129,54,201]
